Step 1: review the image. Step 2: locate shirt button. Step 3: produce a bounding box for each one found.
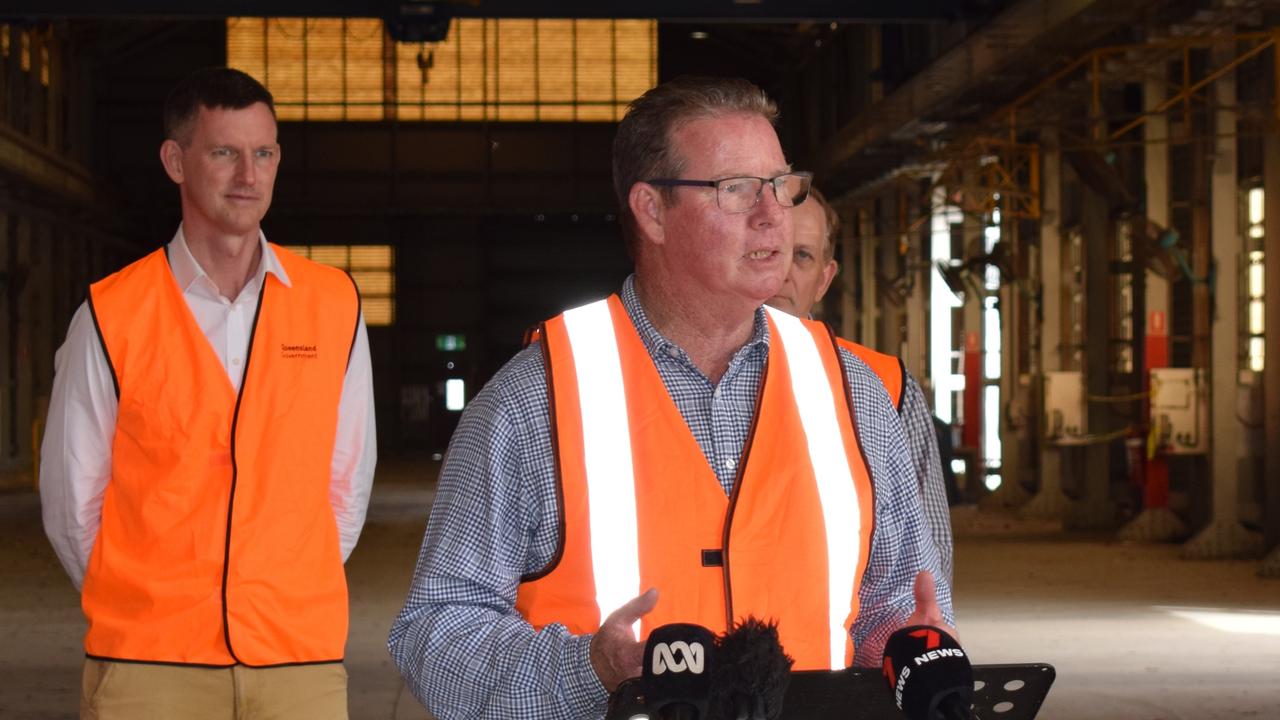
[724,457,737,471]
[666,346,680,358]
[232,357,242,366]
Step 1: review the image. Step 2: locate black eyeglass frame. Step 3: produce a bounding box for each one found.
[645,171,814,213]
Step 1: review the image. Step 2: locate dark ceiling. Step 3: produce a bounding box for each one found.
[6,1,985,22]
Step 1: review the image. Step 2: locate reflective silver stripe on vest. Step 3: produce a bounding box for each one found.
[561,299,641,637]
[764,306,864,669]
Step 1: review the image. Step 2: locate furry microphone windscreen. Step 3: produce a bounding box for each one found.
[707,617,795,720]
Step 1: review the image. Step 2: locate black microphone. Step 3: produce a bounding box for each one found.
[881,625,973,720]
[642,623,718,719]
[707,617,794,720]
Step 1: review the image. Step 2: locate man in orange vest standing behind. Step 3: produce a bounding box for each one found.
[389,76,952,719]
[40,67,376,719]
[767,187,954,585]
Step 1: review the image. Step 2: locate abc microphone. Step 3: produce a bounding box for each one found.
[642,623,718,720]
[881,625,974,720]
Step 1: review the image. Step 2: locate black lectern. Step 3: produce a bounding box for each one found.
[782,663,1055,720]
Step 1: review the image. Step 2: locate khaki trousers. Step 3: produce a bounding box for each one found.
[80,659,348,720]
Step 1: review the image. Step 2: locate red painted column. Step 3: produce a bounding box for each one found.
[962,330,983,451]
[1144,310,1170,508]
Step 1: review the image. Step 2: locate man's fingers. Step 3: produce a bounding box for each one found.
[913,570,936,611]
[591,589,659,691]
[907,570,959,641]
[605,588,659,628]
[907,570,943,625]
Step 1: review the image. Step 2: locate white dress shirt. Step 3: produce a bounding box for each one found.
[40,226,377,589]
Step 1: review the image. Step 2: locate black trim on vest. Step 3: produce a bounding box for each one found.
[720,339,770,632]
[894,358,908,412]
[827,324,878,558]
[86,291,120,400]
[701,549,724,567]
[219,277,268,665]
[86,653,235,670]
[84,653,345,670]
[235,657,346,669]
[520,322,566,583]
[342,270,361,372]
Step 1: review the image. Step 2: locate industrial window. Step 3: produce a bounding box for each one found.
[0,23,50,87]
[981,208,1003,491]
[284,244,396,326]
[929,190,965,426]
[226,18,657,121]
[1243,185,1265,372]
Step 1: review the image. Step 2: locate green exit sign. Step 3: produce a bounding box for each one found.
[435,334,466,352]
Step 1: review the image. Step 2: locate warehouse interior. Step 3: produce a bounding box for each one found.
[1,1,1279,718]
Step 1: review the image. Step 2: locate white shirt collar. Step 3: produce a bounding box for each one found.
[167,224,292,295]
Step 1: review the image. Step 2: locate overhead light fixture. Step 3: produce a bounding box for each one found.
[690,30,709,40]
[386,1,452,43]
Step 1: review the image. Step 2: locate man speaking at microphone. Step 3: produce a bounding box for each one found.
[389,76,953,719]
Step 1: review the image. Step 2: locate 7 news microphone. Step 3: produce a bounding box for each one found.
[881,625,974,720]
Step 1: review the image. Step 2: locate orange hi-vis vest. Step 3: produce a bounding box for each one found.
[836,338,906,411]
[516,296,876,670]
[82,245,360,667]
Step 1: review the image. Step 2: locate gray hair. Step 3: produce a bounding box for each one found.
[612,76,779,255]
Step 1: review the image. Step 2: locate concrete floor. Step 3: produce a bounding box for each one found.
[3,458,1278,719]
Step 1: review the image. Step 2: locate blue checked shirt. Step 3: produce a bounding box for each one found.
[388,277,953,720]
[899,372,955,585]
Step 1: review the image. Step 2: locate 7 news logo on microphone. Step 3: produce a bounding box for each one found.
[652,639,706,675]
[882,625,974,720]
[883,629,967,687]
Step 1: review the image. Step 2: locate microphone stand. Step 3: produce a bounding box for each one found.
[934,697,973,720]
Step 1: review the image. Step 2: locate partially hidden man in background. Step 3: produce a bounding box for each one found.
[767,186,955,585]
[41,67,377,720]
[389,76,952,719]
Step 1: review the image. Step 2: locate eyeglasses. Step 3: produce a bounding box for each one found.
[646,171,814,214]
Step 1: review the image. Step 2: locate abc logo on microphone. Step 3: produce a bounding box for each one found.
[652,640,707,675]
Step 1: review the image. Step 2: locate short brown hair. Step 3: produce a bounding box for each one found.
[807,186,842,263]
[163,67,275,146]
[612,76,779,254]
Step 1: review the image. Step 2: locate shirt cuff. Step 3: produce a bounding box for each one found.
[561,633,609,717]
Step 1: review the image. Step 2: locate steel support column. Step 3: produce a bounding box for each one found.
[880,191,904,357]
[905,184,929,382]
[1067,182,1116,529]
[1120,75,1187,541]
[860,207,878,350]
[1257,39,1280,577]
[1183,45,1264,559]
[962,206,987,499]
[1023,127,1071,521]
[840,207,858,343]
